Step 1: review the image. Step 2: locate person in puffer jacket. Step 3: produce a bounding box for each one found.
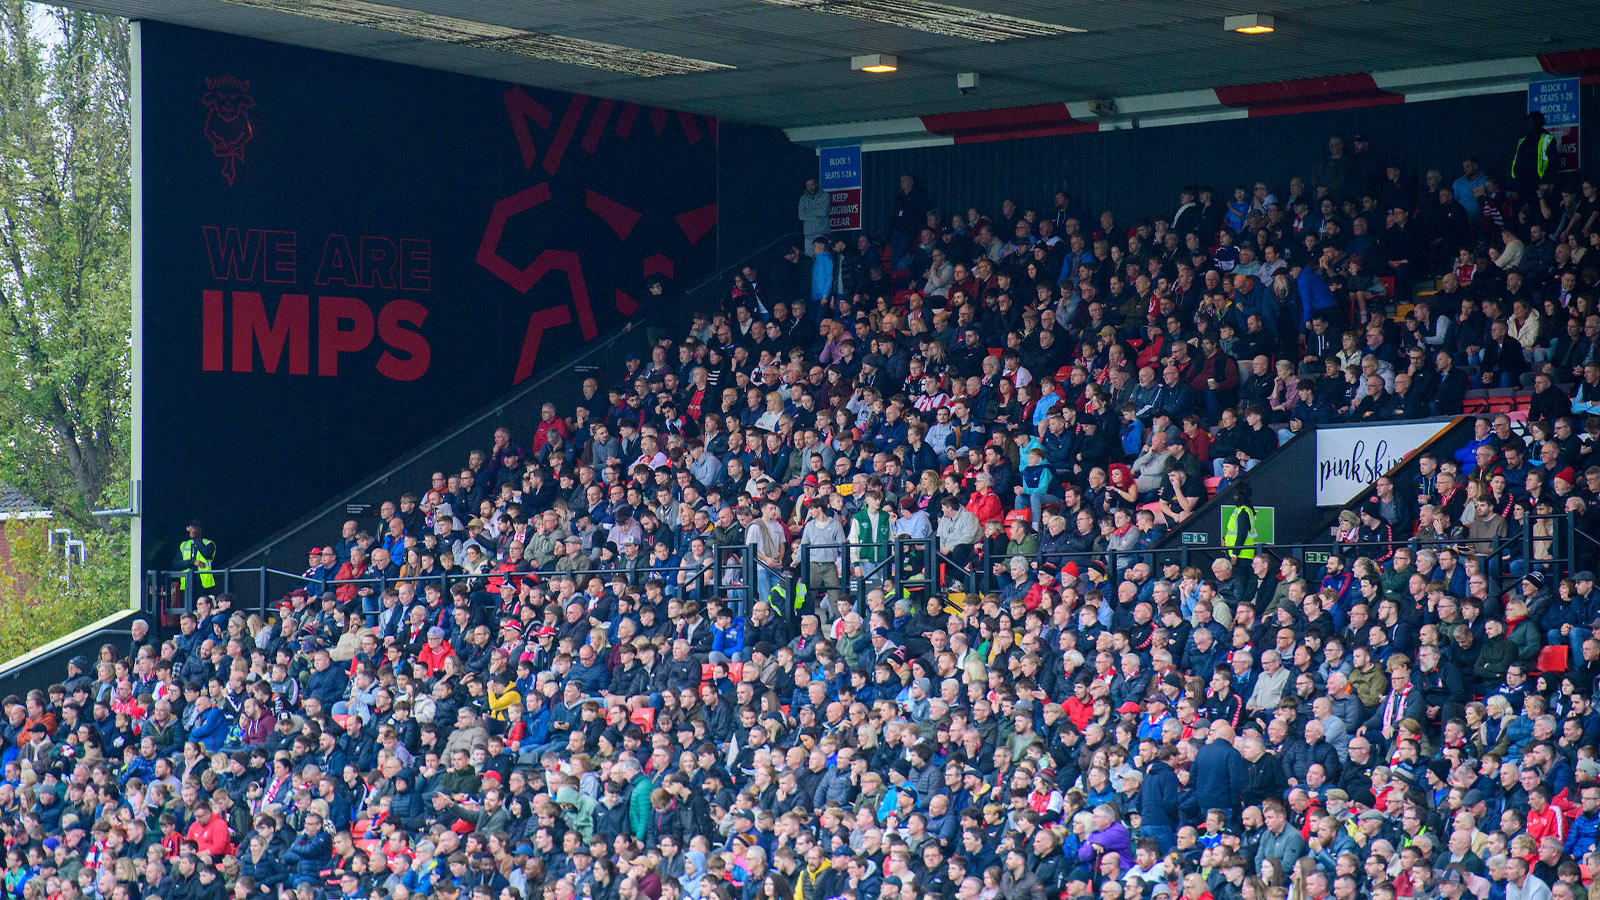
[282,812,332,887]
[1565,782,1600,857]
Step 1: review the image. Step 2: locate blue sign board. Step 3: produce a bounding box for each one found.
[1529,77,1580,126]
[819,145,862,190]
[1529,77,1581,171]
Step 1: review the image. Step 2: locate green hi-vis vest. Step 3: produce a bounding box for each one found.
[1223,505,1258,561]
[769,579,807,613]
[179,538,217,589]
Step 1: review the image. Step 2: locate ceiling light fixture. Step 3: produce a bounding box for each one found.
[213,0,735,76]
[852,53,899,73]
[1224,13,1275,34]
[758,0,1084,42]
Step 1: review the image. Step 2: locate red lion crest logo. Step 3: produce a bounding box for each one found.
[201,75,254,185]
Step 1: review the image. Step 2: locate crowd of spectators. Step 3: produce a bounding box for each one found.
[8,120,1600,900]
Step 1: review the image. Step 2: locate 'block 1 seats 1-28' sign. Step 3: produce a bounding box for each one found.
[820,146,862,231]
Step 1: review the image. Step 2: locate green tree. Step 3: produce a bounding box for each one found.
[0,2,131,530]
[0,521,127,662]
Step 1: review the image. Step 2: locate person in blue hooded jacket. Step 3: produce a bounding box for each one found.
[1297,245,1341,332]
[710,607,745,664]
[809,237,837,306]
[1015,447,1059,527]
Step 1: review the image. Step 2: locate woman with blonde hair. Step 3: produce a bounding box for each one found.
[1269,358,1300,421]
[1504,598,1542,664]
[1465,700,1508,758]
[755,392,784,433]
[915,469,944,508]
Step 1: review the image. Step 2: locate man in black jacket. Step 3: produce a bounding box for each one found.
[1476,318,1528,388]
[1430,351,1470,415]
[1282,719,1342,785]
[660,639,702,695]
[1337,735,1379,806]
[1239,734,1288,808]
[1376,206,1424,302]
[608,643,649,699]
[1413,643,1466,728]
[1349,374,1395,421]
[1361,656,1426,752]
[1390,373,1429,420]
[1190,721,1247,824]
[1138,746,1183,852]
[1027,829,1071,897]
[1425,187,1473,271]
[1529,372,1573,422]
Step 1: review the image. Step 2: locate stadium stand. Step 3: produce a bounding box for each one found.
[11,114,1600,900]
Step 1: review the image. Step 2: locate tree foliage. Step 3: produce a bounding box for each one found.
[0,521,128,663]
[0,2,131,529]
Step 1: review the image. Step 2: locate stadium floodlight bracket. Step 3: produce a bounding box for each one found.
[92,480,142,519]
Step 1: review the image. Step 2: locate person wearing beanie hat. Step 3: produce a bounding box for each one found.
[1357,500,1396,562]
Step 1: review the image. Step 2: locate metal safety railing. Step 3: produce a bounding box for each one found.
[1007,511,1582,592]
[148,511,1592,627]
[146,543,768,622]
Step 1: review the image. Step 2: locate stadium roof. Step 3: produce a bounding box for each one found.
[64,0,1600,129]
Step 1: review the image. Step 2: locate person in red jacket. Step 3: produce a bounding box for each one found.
[185,801,233,858]
[417,627,456,677]
[333,547,370,607]
[1526,785,1566,844]
[531,402,571,454]
[965,473,1004,528]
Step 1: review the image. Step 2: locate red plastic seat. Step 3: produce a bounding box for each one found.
[1204,477,1222,497]
[629,707,656,732]
[1537,644,1569,674]
[700,663,715,682]
[728,662,744,682]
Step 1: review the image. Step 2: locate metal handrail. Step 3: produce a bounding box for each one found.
[148,554,755,620]
[153,511,1576,626]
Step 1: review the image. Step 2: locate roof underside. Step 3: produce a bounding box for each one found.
[57,0,1600,128]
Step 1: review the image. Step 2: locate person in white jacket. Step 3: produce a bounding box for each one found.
[1490,225,1525,271]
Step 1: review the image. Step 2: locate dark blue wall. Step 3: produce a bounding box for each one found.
[140,24,804,572]
[717,121,815,270]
